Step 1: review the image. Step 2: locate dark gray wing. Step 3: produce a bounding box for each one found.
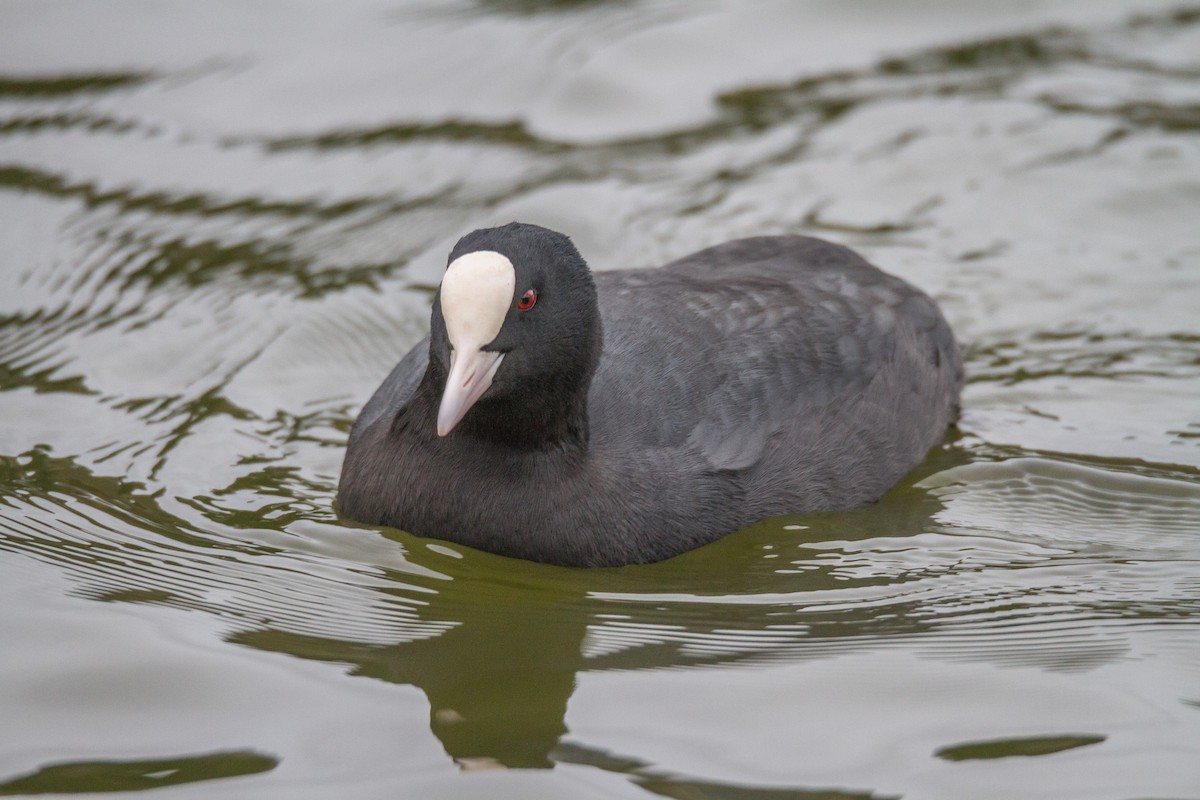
[348,337,429,445]
[590,237,936,471]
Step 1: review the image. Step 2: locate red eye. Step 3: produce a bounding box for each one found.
[517,288,537,311]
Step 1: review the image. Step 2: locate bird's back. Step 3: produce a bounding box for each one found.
[587,235,962,514]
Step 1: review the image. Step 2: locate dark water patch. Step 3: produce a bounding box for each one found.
[1130,5,1200,27]
[91,587,176,605]
[676,30,1064,158]
[1172,422,1200,440]
[477,0,629,16]
[119,230,394,298]
[0,750,276,795]
[881,30,1083,75]
[880,4,1200,80]
[265,118,565,153]
[0,165,379,223]
[1041,99,1200,133]
[935,733,1105,761]
[0,73,151,98]
[711,81,860,142]
[0,356,93,395]
[0,112,142,137]
[1008,125,1134,170]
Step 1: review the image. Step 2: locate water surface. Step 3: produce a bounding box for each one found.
[2,1,1199,798]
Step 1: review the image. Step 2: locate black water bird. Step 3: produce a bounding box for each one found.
[338,222,962,566]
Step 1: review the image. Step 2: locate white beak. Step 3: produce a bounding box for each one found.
[437,347,506,436]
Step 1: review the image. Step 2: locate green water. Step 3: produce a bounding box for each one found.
[1,1,1198,798]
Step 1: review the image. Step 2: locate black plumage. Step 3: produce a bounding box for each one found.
[338,223,962,567]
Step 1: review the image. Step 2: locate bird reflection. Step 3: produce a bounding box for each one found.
[231,461,958,772]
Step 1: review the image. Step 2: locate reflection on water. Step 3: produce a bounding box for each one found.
[1,1,1199,797]
[933,734,1106,762]
[0,751,278,797]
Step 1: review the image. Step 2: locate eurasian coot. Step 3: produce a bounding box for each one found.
[338,222,962,566]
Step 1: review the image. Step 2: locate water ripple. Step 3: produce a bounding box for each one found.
[2,2,1199,790]
[0,448,453,647]
[922,457,1200,549]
